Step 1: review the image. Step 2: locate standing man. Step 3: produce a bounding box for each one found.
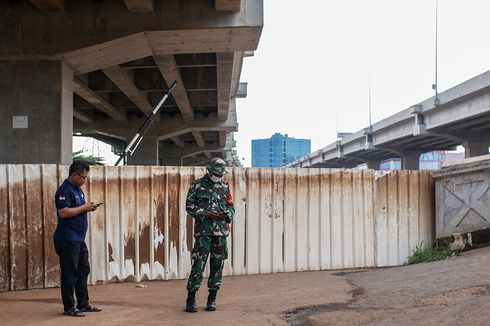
[54,160,102,317]
[185,158,235,313]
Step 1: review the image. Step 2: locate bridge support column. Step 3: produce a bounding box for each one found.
[401,152,420,170]
[365,160,380,170]
[0,60,73,164]
[159,156,184,166]
[127,136,159,166]
[463,141,490,158]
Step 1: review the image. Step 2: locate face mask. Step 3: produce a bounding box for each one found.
[210,174,223,183]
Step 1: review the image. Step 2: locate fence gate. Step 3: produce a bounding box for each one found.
[435,157,490,238]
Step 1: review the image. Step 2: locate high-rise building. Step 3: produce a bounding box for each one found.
[252,133,311,167]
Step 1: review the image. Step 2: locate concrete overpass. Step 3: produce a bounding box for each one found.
[0,0,263,166]
[288,70,490,169]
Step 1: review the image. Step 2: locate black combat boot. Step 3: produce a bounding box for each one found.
[205,289,218,311]
[185,291,198,313]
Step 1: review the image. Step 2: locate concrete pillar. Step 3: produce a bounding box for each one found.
[401,152,420,170]
[159,156,183,166]
[0,60,73,164]
[126,136,159,166]
[463,141,490,158]
[366,160,380,170]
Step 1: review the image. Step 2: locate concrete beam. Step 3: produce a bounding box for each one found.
[30,0,65,12]
[159,139,233,166]
[153,55,194,121]
[102,65,154,116]
[73,108,93,123]
[44,27,264,75]
[230,52,245,96]
[74,111,237,141]
[158,126,236,143]
[217,52,234,121]
[156,112,238,141]
[171,136,184,147]
[473,120,490,131]
[446,114,490,130]
[192,130,205,147]
[215,0,242,11]
[219,131,227,147]
[73,78,126,121]
[123,0,154,12]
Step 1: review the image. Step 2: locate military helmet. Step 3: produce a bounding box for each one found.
[206,158,228,176]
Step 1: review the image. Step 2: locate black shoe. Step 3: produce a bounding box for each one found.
[185,291,198,313]
[205,290,217,311]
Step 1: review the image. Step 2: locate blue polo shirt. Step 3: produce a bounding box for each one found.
[53,179,88,242]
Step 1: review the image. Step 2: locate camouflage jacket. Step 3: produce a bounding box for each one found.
[186,174,235,236]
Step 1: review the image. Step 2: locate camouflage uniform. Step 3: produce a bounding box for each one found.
[186,159,235,293]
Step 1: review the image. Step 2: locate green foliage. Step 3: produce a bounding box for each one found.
[405,241,454,265]
[73,150,105,166]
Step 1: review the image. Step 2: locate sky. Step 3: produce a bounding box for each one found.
[75,0,490,167]
[234,0,490,166]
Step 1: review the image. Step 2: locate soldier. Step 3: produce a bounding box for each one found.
[185,158,235,313]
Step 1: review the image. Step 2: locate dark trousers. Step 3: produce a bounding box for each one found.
[54,239,90,311]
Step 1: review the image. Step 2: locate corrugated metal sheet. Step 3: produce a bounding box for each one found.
[0,165,434,291]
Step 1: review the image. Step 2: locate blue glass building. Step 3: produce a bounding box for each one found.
[252,133,311,167]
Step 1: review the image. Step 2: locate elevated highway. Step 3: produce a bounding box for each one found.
[288,70,490,169]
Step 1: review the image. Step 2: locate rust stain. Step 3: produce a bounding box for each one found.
[139,223,150,264]
[124,233,135,261]
[296,175,310,190]
[25,178,44,289]
[309,172,320,189]
[108,243,114,262]
[42,168,60,288]
[167,173,180,255]
[0,186,9,291]
[122,175,136,231]
[10,180,27,290]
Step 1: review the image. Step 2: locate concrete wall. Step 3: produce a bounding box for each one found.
[0,165,434,291]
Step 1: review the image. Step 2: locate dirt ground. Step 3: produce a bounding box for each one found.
[286,246,490,326]
[1,246,489,326]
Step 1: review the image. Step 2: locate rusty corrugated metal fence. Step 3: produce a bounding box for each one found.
[0,165,434,291]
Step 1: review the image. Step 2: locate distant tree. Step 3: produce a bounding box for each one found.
[72,150,105,166]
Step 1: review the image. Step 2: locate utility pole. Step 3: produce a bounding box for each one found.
[432,0,440,106]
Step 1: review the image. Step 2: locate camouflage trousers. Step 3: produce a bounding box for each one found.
[186,236,228,293]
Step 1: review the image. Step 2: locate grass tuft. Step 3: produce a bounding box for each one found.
[405,241,454,265]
